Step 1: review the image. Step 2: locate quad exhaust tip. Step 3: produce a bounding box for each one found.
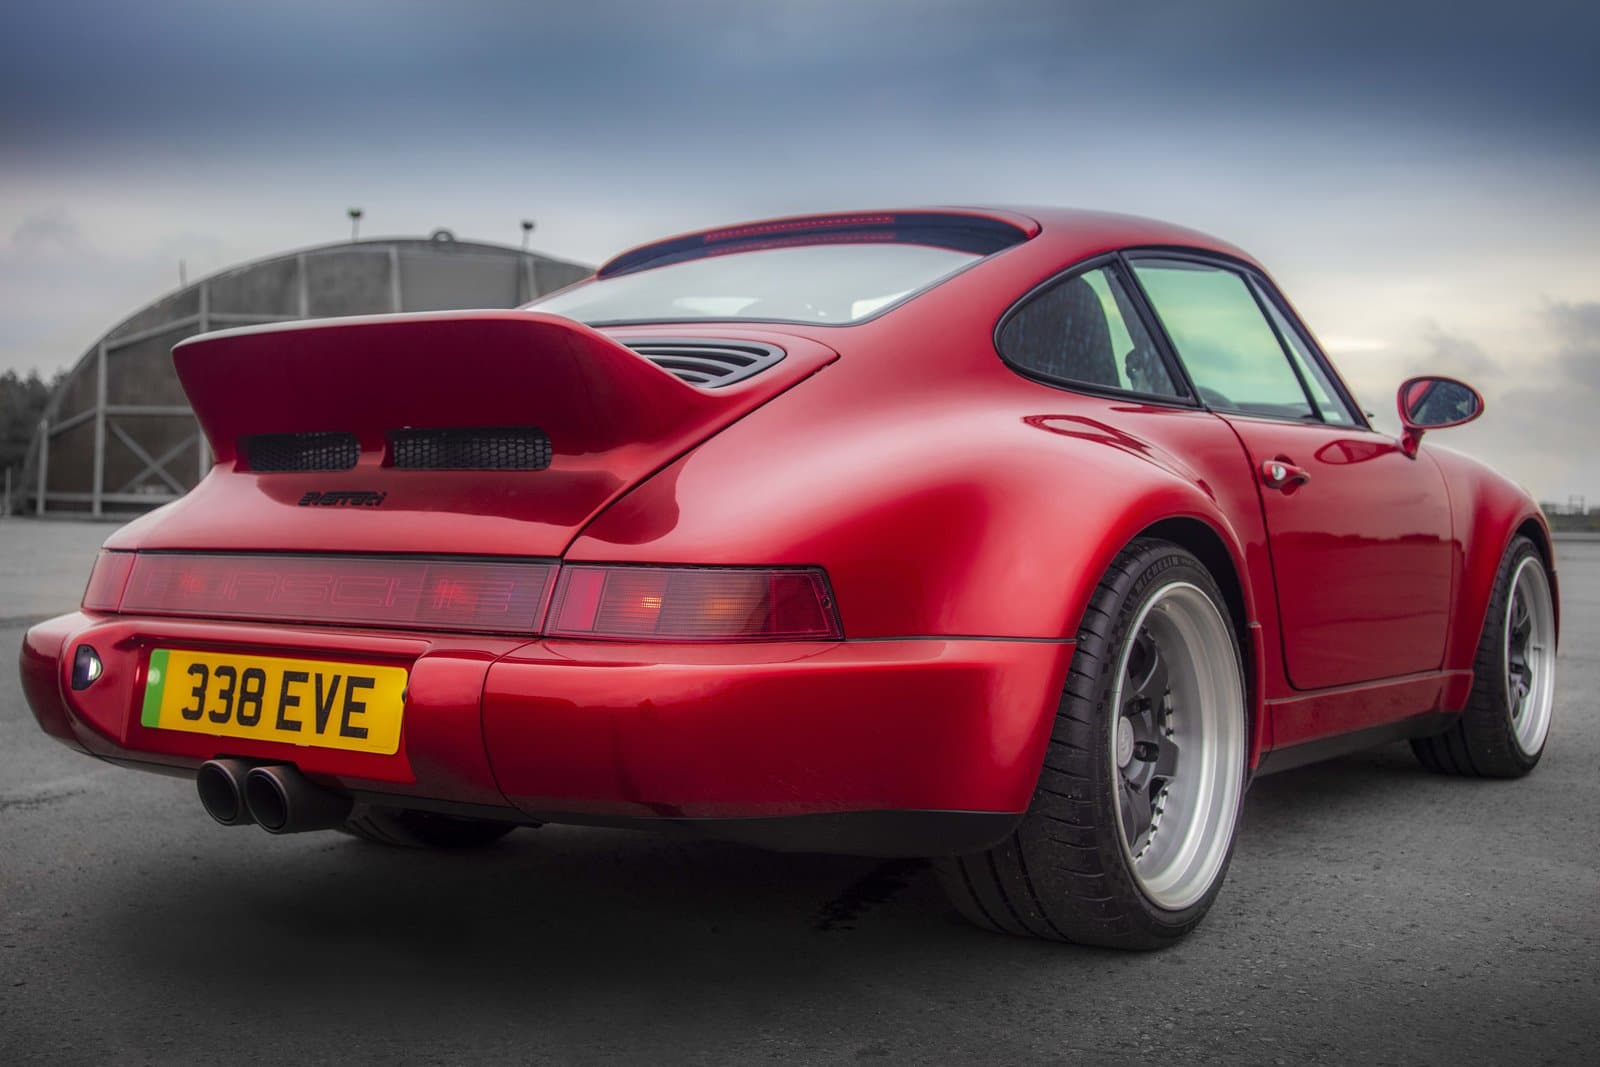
[243,764,353,834]
[196,758,256,826]
[196,759,352,834]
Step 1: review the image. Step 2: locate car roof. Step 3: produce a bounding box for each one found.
[597,206,1264,278]
[1006,205,1262,269]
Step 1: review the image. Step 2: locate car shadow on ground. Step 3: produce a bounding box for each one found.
[47,738,1585,1063]
[88,745,1436,1012]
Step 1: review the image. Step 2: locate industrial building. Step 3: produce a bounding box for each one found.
[11,233,591,516]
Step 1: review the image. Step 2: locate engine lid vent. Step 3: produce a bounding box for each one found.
[622,339,785,388]
[241,431,359,472]
[389,426,553,471]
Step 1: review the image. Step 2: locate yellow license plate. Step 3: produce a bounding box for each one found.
[140,648,407,755]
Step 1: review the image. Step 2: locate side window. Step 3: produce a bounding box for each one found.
[999,265,1181,399]
[1251,281,1359,425]
[1130,259,1315,420]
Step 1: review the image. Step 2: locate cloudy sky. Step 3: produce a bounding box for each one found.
[3,0,1597,502]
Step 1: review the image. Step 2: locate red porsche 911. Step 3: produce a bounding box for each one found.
[19,208,1558,949]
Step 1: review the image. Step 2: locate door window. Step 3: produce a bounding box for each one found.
[1251,281,1359,425]
[1130,259,1315,421]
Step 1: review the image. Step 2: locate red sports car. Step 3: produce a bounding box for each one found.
[19,208,1558,949]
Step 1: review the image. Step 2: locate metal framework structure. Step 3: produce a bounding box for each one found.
[12,234,590,517]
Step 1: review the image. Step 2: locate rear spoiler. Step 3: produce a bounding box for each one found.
[172,311,727,466]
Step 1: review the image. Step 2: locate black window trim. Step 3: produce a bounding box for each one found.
[1244,274,1372,432]
[1120,247,1373,431]
[992,253,1202,409]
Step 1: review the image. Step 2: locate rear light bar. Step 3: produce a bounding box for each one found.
[108,554,556,635]
[82,550,136,612]
[701,214,897,244]
[81,554,841,641]
[547,565,841,641]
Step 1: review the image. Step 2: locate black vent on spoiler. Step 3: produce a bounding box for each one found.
[622,339,785,388]
[242,431,359,472]
[389,426,553,471]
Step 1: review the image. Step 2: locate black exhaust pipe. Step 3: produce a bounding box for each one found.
[244,765,353,834]
[196,758,257,826]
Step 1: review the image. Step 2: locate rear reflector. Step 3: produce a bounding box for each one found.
[115,554,555,634]
[82,550,136,612]
[546,566,840,641]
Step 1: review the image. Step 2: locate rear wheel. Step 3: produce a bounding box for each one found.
[937,538,1248,949]
[342,806,521,849]
[1412,536,1556,777]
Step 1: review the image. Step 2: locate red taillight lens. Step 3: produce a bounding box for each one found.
[81,550,136,612]
[118,554,555,634]
[546,566,841,641]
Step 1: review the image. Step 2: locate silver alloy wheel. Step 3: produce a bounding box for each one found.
[1108,581,1246,911]
[1504,556,1557,756]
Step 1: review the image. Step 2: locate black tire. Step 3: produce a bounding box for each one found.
[1412,536,1554,778]
[936,538,1248,950]
[342,805,521,849]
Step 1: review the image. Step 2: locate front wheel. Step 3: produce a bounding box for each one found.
[937,539,1248,949]
[1412,535,1557,777]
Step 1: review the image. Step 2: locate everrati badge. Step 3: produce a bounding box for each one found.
[298,490,387,507]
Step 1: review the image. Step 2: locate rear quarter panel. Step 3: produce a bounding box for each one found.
[570,364,1263,640]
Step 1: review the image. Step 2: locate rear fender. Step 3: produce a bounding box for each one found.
[570,385,1269,760]
[570,354,1267,628]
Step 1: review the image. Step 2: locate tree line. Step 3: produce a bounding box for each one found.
[1,368,67,482]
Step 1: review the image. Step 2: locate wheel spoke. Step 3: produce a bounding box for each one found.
[1125,629,1159,693]
[1153,735,1180,779]
[1125,634,1168,747]
[1135,639,1169,704]
[1119,774,1152,847]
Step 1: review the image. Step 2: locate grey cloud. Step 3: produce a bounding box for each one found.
[11,210,84,254]
[0,209,233,376]
[1547,302,1600,342]
[2,1,1596,166]
[1413,324,1502,381]
[1432,303,1600,502]
[1547,301,1600,391]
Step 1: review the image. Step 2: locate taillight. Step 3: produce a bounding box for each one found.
[78,553,842,641]
[82,550,136,612]
[546,565,841,641]
[117,554,555,634]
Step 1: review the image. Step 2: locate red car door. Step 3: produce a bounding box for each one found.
[1128,256,1453,690]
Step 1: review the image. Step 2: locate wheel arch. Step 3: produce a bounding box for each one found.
[1134,515,1268,768]
[1515,515,1560,646]
[1432,443,1561,678]
[1139,516,1249,643]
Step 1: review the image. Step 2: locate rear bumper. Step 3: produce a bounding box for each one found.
[20,613,1071,855]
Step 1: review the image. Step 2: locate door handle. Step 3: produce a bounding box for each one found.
[1260,458,1311,491]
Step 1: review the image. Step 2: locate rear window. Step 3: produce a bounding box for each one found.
[530,243,986,326]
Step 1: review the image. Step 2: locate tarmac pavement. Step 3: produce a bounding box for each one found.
[1,519,1595,1065]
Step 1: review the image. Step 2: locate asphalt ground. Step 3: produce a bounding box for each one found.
[1,518,1596,1065]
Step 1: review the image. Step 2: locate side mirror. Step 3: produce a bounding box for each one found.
[1397,375,1483,457]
